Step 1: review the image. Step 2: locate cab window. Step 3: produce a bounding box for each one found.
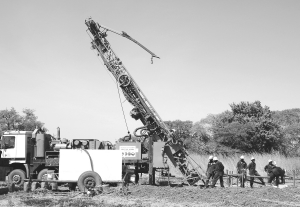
[1,136,15,149]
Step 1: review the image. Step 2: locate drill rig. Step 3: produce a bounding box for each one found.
[85,17,204,185]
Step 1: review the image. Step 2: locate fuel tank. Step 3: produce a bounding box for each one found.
[36,134,45,157]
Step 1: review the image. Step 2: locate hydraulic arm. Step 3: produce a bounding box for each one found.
[85,17,204,185]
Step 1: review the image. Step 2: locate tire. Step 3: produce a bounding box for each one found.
[8,169,26,186]
[77,171,102,192]
[37,169,48,181]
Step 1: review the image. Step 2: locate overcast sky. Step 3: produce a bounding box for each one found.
[0,1,299,142]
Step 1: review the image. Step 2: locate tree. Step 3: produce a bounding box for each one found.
[186,118,212,153]
[21,109,45,131]
[212,101,283,153]
[0,108,46,133]
[164,120,193,148]
[164,120,193,139]
[0,108,22,131]
[273,108,300,126]
[273,109,300,156]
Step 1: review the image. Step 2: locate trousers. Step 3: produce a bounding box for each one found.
[268,172,279,186]
[205,172,214,188]
[211,171,224,187]
[238,171,246,187]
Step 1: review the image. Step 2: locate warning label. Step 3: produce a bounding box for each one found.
[119,146,139,158]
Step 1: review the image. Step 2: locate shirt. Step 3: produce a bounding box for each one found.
[237,160,247,173]
[264,164,275,173]
[206,160,215,174]
[213,161,224,173]
[248,161,256,175]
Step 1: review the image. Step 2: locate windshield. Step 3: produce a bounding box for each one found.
[1,136,15,149]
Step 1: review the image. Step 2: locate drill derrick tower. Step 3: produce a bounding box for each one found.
[85,17,203,185]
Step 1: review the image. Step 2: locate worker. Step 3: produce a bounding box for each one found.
[248,157,265,188]
[210,157,224,188]
[264,160,275,176]
[269,165,285,187]
[236,155,247,187]
[205,155,215,188]
[268,167,280,187]
[272,162,285,184]
[276,167,286,184]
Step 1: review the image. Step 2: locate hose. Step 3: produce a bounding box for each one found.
[133,126,148,137]
[81,149,94,172]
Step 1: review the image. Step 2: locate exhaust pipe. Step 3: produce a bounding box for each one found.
[57,127,60,139]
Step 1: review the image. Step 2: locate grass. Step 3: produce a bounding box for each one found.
[13,188,148,207]
[19,196,150,207]
[20,196,122,207]
[169,153,300,177]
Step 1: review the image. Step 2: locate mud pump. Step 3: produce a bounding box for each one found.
[85,17,204,185]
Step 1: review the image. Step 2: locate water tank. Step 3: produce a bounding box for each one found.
[36,134,45,157]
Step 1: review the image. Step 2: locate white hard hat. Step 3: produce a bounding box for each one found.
[213,157,218,161]
[240,156,245,159]
[268,159,272,163]
[209,155,213,160]
[251,157,255,160]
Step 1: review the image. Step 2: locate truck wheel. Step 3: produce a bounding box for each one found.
[37,169,48,181]
[8,169,26,186]
[77,171,102,192]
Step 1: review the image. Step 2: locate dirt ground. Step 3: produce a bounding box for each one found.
[0,183,300,207]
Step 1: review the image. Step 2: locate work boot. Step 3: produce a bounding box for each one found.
[220,182,224,188]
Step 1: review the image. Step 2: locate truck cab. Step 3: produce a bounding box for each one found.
[0,131,33,163]
[0,130,53,186]
[0,131,34,185]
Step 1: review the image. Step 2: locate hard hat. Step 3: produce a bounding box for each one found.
[240,156,244,159]
[251,157,255,160]
[213,157,218,161]
[209,155,213,160]
[268,159,272,163]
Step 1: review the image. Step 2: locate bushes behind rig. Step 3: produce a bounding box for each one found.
[165,101,300,156]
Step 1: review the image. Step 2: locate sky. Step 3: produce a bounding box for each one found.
[0,1,299,142]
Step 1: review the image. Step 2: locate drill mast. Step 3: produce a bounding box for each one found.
[85,17,203,185]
